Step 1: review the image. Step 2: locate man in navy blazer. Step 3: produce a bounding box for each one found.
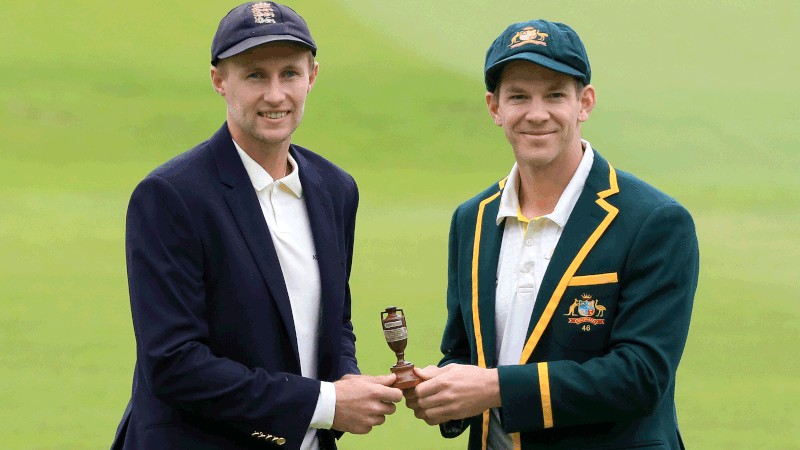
[405,20,698,449]
[111,3,402,449]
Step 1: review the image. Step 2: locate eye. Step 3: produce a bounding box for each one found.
[247,72,262,79]
[549,92,566,98]
[509,94,526,100]
[285,70,299,77]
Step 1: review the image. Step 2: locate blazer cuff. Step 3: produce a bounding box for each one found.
[498,362,553,431]
[309,381,336,429]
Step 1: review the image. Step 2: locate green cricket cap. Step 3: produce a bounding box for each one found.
[484,19,591,92]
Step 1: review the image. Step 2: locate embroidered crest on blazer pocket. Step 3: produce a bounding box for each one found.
[553,277,618,350]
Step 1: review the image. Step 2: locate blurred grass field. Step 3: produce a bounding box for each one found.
[1,0,798,448]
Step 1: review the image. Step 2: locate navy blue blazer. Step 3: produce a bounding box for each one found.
[111,124,360,450]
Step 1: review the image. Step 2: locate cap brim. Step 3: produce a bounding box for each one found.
[486,53,585,91]
[217,35,316,61]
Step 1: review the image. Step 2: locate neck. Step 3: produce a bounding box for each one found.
[517,142,584,219]
[229,126,291,180]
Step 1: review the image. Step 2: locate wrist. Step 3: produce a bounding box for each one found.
[486,368,502,408]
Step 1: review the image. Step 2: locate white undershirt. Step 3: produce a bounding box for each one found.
[234,140,336,450]
[488,141,594,450]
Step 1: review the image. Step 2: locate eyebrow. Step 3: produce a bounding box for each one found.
[547,80,570,90]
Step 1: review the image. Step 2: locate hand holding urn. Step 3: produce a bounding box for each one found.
[381,306,422,390]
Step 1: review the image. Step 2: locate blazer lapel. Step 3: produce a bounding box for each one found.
[469,179,506,450]
[520,150,620,363]
[471,178,508,369]
[292,147,342,382]
[211,124,301,370]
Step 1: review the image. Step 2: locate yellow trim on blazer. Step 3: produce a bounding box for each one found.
[538,362,553,428]
[568,272,618,286]
[511,363,552,449]
[469,177,507,450]
[512,432,521,450]
[471,178,506,450]
[517,163,620,429]
[472,193,497,370]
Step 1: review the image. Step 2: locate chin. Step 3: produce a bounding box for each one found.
[516,148,557,166]
[252,129,291,144]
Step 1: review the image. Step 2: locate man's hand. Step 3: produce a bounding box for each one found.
[403,364,501,426]
[332,374,403,434]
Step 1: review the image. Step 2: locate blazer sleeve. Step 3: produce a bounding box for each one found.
[438,206,475,438]
[498,202,699,432]
[439,205,473,367]
[126,175,320,442]
[338,180,360,377]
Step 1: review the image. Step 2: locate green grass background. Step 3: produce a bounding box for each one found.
[1,0,798,448]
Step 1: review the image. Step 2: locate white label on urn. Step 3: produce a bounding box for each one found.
[384,326,408,343]
[384,320,402,328]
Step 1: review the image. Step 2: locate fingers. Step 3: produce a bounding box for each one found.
[359,374,402,403]
[377,385,403,403]
[416,365,441,381]
[411,403,441,426]
[372,373,397,387]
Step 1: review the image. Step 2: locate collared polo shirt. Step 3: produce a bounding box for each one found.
[488,141,594,450]
[234,140,335,450]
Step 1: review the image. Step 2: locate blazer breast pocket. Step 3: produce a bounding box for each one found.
[552,273,619,350]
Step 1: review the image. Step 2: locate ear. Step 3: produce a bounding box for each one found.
[307,61,319,93]
[210,65,226,97]
[486,91,502,127]
[578,84,596,122]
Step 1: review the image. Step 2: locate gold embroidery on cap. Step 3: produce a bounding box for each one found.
[252,2,276,24]
[508,27,548,48]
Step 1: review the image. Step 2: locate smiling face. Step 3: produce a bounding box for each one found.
[211,42,318,154]
[486,61,595,171]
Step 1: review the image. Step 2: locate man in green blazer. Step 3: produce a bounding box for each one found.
[404,20,698,450]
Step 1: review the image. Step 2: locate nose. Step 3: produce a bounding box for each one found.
[262,78,285,104]
[524,98,549,123]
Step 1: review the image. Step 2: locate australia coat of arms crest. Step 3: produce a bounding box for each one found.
[564,293,606,331]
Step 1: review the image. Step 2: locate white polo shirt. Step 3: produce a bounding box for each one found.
[234,140,336,450]
[488,141,594,450]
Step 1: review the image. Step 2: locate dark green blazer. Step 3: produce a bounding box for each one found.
[439,150,698,450]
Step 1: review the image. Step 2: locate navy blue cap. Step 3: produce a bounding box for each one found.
[211,2,316,65]
[484,20,590,92]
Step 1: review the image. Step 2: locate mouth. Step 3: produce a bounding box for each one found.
[258,111,288,119]
[521,130,554,137]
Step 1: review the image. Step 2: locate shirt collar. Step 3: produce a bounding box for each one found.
[496,139,595,228]
[232,139,303,198]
